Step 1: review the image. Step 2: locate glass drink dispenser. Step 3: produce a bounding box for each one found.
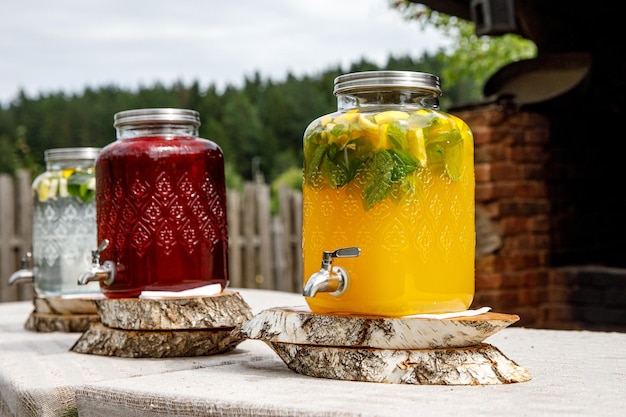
[9,147,101,296]
[78,108,229,298]
[302,71,475,317]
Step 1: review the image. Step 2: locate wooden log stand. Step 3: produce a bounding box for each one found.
[71,291,253,358]
[24,296,101,333]
[235,307,532,385]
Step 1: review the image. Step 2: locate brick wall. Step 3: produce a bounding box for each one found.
[454,105,626,332]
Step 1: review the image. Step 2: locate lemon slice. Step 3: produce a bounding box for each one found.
[333,112,359,125]
[374,111,409,125]
[320,116,333,127]
[408,128,428,166]
[357,114,379,134]
[378,124,391,149]
[36,178,50,202]
[47,178,59,200]
[59,177,69,197]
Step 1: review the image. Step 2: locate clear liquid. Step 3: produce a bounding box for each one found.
[32,197,101,296]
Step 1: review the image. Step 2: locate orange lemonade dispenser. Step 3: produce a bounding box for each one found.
[302,71,475,317]
[240,74,528,385]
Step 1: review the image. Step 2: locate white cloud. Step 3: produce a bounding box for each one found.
[0,0,449,105]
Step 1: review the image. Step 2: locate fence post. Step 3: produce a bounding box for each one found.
[0,170,34,302]
[274,184,303,293]
[15,170,33,300]
[226,189,242,288]
[254,182,273,289]
[0,174,15,302]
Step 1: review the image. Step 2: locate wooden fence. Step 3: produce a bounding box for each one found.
[0,171,303,303]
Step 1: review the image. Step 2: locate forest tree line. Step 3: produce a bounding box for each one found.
[0,53,483,190]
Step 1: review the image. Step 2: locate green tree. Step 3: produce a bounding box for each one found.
[0,135,17,174]
[220,87,273,180]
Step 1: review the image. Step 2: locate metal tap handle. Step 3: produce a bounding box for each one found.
[91,239,109,263]
[332,247,361,258]
[321,247,361,270]
[20,252,32,269]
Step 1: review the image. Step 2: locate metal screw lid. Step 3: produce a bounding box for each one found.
[333,70,442,96]
[113,108,200,128]
[44,147,101,162]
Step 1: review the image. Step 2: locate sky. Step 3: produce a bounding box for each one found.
[0,0,449,106]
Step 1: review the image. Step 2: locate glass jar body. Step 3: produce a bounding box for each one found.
[96,112,229,298]
[302,76,475,316]
[32,148,100,296]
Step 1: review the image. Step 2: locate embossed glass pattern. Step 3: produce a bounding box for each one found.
[96,108,229,298]
[302,71,475,316]
[32,147,101,296]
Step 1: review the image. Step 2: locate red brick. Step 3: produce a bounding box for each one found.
[520,164,547,180]
[501,272,529,289]
[475,255,496,273]
[498,199,550,216]
[483,144,508,161]
[476,272,503,289]
[508,145,549,163]
[503,234,550,251]
[474,163,491,182]
[500,217,529,234]
[515,182,548,198]
[528,215,550,233]
[469,125,494,146]
[493,183,517,199]
[475,183,495,201]
[496,252,545,271]
[519,269,549,287]
[490,162,522,180]
[523,126,550,145]
[517,287,542,305]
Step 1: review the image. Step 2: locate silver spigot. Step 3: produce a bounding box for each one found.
[77,239,116,286]
[303,247,361,298]
[8,252,34,285]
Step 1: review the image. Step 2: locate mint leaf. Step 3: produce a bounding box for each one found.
[445,140,464,181]
[305,143,328,185]
[67,171,95,203]
[321,156,348,189]
[330,123,348,137]
[427,143,445,163]
[387,121,408,149]
[362,150,394,210]
[388,149,419,181]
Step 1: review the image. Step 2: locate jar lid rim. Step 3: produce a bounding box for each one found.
[44,147,101,162]
[334,71,442,96]
[114,108,200,127]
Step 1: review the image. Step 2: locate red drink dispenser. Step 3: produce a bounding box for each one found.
[79,108,229,298]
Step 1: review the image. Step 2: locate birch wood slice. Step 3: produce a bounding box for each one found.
[24,311,100,333]
[268,342,531,385]
[95,291,253,330]
[33,295,100,315]
[70,322,243,358]
[236,307,519,349]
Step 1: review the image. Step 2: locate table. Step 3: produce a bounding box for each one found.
[1,288,625,417]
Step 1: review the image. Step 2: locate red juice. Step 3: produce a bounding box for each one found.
[96,135,229,298]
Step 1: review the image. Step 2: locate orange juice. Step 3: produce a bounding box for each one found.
[303,74,475,317]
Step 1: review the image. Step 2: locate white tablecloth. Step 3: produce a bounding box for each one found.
[1,288,625,417]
